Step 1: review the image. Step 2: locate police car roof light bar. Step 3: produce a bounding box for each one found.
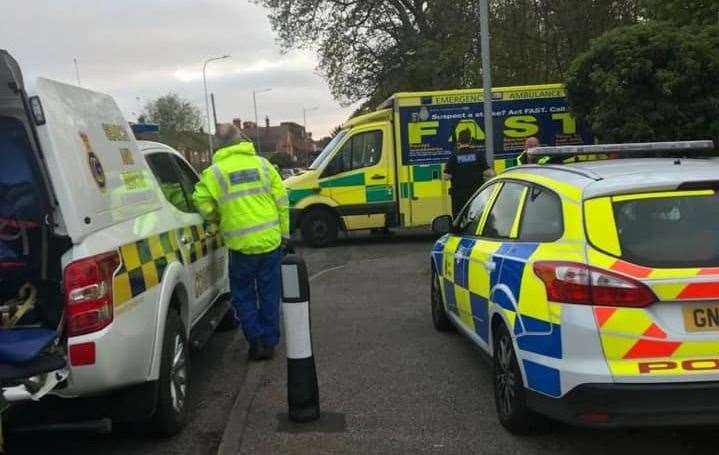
[527,140,715,157]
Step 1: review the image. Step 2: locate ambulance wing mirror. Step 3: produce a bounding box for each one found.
[432,215,454,235]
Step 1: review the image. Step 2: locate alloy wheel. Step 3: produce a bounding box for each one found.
[170,334,188,413]
[495,334,517,418]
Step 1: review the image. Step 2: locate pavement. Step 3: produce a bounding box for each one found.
[7,230,719,454]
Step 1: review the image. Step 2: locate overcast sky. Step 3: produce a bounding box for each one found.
[2,0,356,138]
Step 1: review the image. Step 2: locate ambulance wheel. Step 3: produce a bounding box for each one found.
[151,310,189,436]
[493,323,539,434]
[431,266,453,332]
[301,208,338,247]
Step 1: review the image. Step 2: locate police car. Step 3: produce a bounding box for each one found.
[430,140,719,432]
[0,50,232,435]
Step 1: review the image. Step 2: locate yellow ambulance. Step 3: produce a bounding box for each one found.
[284,84,592,246]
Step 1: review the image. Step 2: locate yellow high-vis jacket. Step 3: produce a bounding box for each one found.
[192,141,289,254]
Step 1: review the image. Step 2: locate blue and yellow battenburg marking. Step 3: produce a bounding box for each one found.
[434,238,564,397]
[113,225,224,308]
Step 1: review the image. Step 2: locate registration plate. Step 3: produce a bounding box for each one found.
[683,303,719,333]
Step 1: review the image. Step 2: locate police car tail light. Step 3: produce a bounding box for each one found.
[533,261,656,307]
[64,251,120,337]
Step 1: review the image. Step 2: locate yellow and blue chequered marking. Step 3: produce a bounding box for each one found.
[114,230,181,307]
[113,225,224,308]
[182,224,224,264]
[434,237,563,397]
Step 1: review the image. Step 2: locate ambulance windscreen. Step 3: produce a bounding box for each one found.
[309,130,348,170]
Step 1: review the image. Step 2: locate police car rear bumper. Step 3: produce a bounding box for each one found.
[528,381,719,427]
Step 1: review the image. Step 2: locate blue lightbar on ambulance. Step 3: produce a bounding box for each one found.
[528,140,715,157]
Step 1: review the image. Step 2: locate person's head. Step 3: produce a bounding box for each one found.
[524,137,540,150]
[457,128,473,148]
[215,124,245,149]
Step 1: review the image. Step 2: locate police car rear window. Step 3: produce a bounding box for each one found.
[612,190,719,268]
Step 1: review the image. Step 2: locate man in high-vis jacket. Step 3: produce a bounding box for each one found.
[193,125,289,361]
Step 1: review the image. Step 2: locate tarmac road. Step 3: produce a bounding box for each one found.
[236,231,719,455]
[7,230,719,454]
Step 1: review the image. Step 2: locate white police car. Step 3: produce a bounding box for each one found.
[0,50,232,435]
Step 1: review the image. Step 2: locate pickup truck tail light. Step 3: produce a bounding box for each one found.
[533,261,656,308]
[64,251,120,337]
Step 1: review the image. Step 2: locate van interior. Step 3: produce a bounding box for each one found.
[0,105,70,364]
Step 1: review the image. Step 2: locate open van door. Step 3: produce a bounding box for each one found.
[31,78,161,241]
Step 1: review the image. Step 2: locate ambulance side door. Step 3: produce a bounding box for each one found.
[319,125,394,230]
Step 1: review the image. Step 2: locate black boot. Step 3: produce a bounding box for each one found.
[248,339,263,361]
[258,344,275,361]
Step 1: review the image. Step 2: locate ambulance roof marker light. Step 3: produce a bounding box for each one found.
[527,140,715,157]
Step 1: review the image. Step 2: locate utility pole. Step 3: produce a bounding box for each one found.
[73,58,82,86]
[479,0,495,167]
[253,88,272,155]
[203,54,230,155]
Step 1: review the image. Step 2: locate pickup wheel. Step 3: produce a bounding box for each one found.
[151,310,189,436]
[301,208,339,247]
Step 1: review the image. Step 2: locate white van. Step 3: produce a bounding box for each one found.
[0,50,232,435]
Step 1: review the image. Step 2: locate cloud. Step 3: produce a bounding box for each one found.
[1,0,356,137]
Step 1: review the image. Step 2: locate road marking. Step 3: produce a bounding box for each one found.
[310,265,347,282]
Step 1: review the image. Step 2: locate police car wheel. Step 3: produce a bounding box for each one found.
[493,323,535,434]
[151,310,189,436]
[431,267,453,332]
[301,208,338,247]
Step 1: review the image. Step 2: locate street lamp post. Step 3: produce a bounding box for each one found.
[479,0,494,168]
[203,54,230,155]
[253,88,272,155]
[302,107,319,165]
[302,107,319,138]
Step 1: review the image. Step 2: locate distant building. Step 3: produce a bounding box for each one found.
[233,117,317,165]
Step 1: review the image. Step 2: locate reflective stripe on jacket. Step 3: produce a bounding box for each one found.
[192,142,289,254]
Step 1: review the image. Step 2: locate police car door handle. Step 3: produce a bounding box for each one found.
[371,174,385,180]
[483,261,496,271]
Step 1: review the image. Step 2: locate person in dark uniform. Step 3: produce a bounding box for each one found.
[444,128,490,218]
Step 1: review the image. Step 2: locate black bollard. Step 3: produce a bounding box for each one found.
[280,252,320,423]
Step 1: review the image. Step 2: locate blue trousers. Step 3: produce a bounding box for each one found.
[228,248,282,347]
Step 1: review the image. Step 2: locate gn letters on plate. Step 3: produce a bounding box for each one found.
[683,303,719,333]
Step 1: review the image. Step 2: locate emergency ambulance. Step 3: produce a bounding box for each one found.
[285,84,592,246]
[0,50,232,435]
[430,140,719,431]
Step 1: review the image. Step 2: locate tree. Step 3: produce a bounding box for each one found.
[489,0,640,84]
[641,0,719,26]
[566,23,719,143]
[256,0,641,108]
[143,92,203,132]
[269,152,294,168]
[256,0,484,107]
